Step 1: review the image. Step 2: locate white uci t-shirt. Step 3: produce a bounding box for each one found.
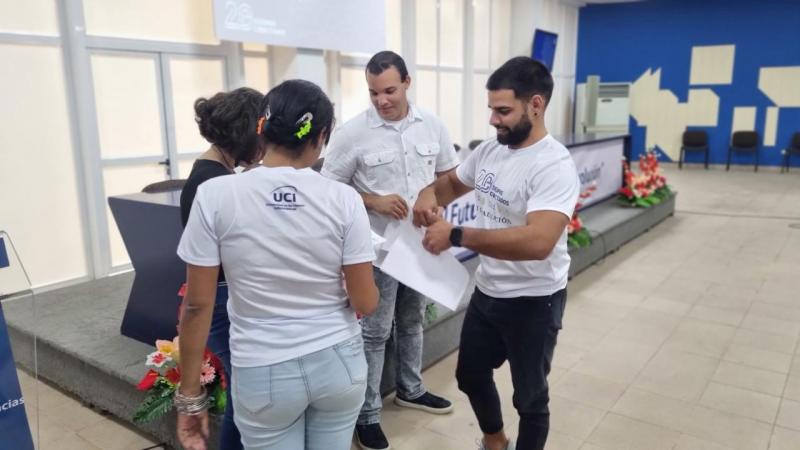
[178,166,375,368]
[456,135,580,298]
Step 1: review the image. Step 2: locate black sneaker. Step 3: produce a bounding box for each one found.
[355,423,390,450]
[394,391,454,414]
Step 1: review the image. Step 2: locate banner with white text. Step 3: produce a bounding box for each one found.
[0,235,35,450]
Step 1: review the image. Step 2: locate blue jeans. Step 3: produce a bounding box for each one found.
[358,268,427,425]
[205,283,242,450]
[232,335,368,449]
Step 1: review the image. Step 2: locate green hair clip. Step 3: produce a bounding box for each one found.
[294,112,313,139]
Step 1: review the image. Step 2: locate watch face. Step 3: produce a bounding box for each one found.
[450,227,463,247]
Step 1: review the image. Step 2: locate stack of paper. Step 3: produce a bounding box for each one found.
[375,221,468,311]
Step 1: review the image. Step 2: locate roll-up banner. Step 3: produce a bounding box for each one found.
[0,235,35,450]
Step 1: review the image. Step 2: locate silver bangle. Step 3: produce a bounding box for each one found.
[174,386,210,415]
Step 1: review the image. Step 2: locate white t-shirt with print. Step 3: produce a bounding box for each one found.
[178,166,375,368]
[456,135,580,298]
[321,105,459,236]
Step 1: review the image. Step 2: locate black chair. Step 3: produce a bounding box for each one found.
[726,131,760,172]
[468,139,483,150]
[142,179,186,193]
[679,130,709,170]
[782,132,800,173]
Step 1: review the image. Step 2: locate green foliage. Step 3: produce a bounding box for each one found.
[133,382,176,424]
[211,383,226,415]
[424,303,438,326]
[619,188,673,208]
[567,229,592,249]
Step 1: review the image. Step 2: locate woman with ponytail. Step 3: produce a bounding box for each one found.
[176,80,378,450]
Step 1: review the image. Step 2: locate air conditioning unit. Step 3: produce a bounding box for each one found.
[575,76,630,134]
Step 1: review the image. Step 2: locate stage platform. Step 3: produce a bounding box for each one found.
[5,194,675,449]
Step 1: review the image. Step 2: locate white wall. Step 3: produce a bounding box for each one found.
[510,0,579,138]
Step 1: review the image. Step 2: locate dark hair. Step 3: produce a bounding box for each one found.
[486,56,554,105]
[258,79,335,154]
[365,51,409,81]
[194,87,263,163]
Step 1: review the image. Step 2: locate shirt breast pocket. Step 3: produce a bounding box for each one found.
[415,143,440,181]
[361,149,399,188]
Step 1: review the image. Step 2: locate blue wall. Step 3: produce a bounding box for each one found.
[576,0,800,166]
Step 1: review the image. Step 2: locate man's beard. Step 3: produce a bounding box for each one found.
[495,112,533,146]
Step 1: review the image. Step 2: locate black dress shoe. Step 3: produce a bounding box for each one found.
[355,423,390,450]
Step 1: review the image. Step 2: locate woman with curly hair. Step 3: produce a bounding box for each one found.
[179,86,265,450]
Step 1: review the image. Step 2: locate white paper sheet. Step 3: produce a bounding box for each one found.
[378,221,469,311]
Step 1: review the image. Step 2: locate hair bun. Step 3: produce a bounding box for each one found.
[258,79,334,153]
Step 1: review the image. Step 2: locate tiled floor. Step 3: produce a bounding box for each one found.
[20,164,800,450]
[15,369,161,450]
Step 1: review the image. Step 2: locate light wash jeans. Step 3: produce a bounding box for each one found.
[358,268,427,425]
[232,335,367,449]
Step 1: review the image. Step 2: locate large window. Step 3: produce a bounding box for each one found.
[415,0,464,145]
[1,0,515,288]
[1,0,274,285]
[470,0,511,143]
[337,0,403,124]
[0,0,91,287]
[242,43,271,93]
[83,0,219,45]
[0,0,59,36]
[0,42,89,286]
[335,0,510,149]
[89,49,229,268]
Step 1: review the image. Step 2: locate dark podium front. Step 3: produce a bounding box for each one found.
[108,191,185,345]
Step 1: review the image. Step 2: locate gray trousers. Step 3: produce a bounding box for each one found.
[357,268,427,425]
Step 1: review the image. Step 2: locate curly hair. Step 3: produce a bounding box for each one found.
[194,87,264,164]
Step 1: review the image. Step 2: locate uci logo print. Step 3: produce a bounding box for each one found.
[266,186,305,211]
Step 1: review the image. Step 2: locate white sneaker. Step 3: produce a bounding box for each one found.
[476,438,515,450]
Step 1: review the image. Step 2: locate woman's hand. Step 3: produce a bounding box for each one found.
[176,264,218,450]
[177,411,209,450]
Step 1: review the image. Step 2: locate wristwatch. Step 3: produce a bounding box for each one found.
[449,226,464,247]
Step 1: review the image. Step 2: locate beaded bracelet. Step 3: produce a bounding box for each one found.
[174,386,210,415]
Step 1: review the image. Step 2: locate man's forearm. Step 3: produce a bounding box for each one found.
[359,192,378,211]
[426,173,462,207]
[461,225,553,261]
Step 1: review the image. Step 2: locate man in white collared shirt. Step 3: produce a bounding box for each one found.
[322,51,457,450]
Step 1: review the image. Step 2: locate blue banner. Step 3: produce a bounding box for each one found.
[0,304,34,449]
[0,238,9,269]
[532,29,558,72]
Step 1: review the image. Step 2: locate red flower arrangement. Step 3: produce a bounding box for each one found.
[617,149,672,207]
[568,184,595,249]
[133,337,227,424]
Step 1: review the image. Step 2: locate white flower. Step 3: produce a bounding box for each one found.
[145,351,172,368]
